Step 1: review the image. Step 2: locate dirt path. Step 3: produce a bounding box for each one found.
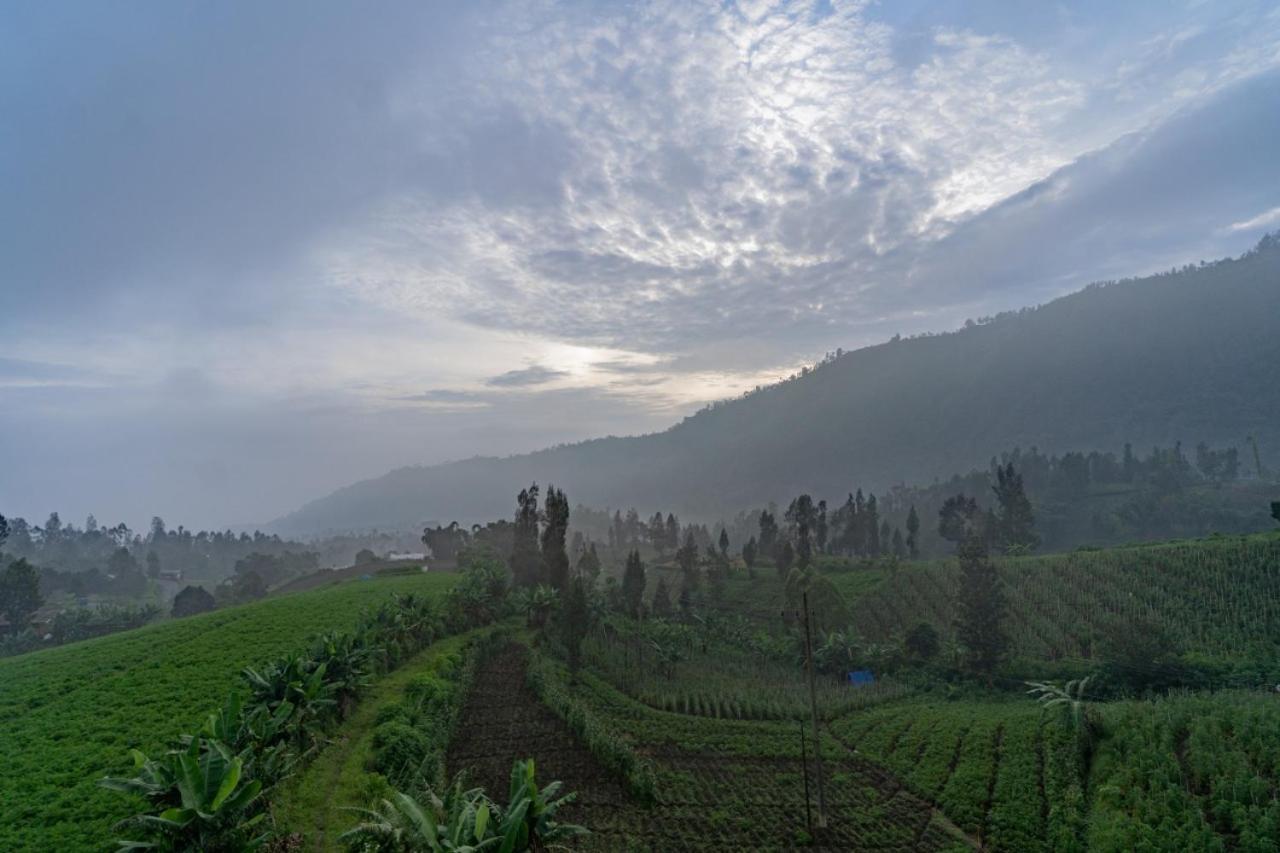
[446,643,628,824]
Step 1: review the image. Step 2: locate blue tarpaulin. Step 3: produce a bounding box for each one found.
[847,670,875,686]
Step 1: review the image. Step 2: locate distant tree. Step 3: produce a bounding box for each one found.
[938,494,981,544]
[879,520,892,556]
[891,527,906,559]
[149,516,166,542]
[741,536,758,571]
[954,537,1007,685]
[776,540,794,576]
[852,490,867,555]
[1271,501,1280,524]
[624,508,642,548]
[422,522,470,562]
[649,513,668,557]
[576,542,601,583]
[146,551,161,580]
[758,510,778,558]
[992,462,1039,554]
[171,585,216,618]
[815,500,828,554]
[651,577,673,618]
[231,570,267,603]
[0,514,8,550]
[355,548,377,566]
[541,486,570,590]
[904,622,939,661]
[785,495,816,569]
[560,576,591,679]
[665,513,680,554]
[905,505,920,558]
[621,550,646,616]
[675,530,700,592]
[865,494,881,556]
[0,558,43,628]
[511,483,542,587]
[717,527,730,558]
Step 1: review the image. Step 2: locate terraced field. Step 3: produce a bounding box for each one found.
[0,572,457,852]
[840,534,1280,670]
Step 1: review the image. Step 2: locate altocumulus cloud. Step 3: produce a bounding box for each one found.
[2,0,1279,526]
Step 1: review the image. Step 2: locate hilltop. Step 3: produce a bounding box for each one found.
[273,236,1280,534]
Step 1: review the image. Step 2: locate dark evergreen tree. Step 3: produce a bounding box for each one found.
[776,540,794,576]
[541,486,571,590]
[742,536,758,570]
[561,575,591,678]
[651,577,673,618]
[853,489,867,555]
[621,549,646,616]
[892,527,906,559]
[676,530,700,592]
[717,527,729,558]
[905,504,920,558]
[815,499,828,554]
[665,513,681,554]
[145,551,161,580]
[0,558,43,628]
[650,512,670,558]
[938,493,980,543]
[904,622,939,660]
[785,494,816,568]
[576,542,601,583]
[879,519,891,556]
[757,510,778,558]
[992,462,1039,554]
[511,483,542,587]
[954,536,1008,685]
[865,493,881,556]
[171,584,216,618]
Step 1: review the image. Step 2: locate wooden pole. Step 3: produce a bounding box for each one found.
[802,591,828,828]
[799,719,813,835]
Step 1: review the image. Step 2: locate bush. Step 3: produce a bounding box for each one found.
[373,702,412,727]
[372,722,432,786]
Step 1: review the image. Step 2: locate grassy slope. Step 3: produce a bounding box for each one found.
[270,631,476,852]
[0,572,457,853]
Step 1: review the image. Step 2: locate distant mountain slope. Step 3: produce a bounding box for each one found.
[273,236,1280,534]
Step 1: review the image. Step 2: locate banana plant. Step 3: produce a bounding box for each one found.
[340,779,498,852]
[494,759,586,852]
[99,737,266,852]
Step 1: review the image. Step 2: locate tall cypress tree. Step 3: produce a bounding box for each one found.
[621,549,646,616]
[541,486,570,590]
[865,493,881,556]
[905,504,920,559]
[510,483,541,587]
[992,462,1039,554]
[954,536,1008,685]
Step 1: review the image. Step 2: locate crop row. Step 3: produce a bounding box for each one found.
[843,534,1280,668]
[0,573,457,852]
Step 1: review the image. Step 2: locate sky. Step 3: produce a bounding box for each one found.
[2,0,1279,531]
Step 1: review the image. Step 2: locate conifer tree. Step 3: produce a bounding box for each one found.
[954,536,1008,685]
[992,462,1039,554]
[905,504,920,558]
[652,576,673,618]
[621,549,646,616]
[511,483,542,587]
[717,527,729,558]
[541,486,570,590]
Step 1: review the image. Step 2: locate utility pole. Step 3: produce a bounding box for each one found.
[799,720,812,836]
[801,591,829,828]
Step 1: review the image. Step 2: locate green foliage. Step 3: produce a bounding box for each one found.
[372,722,433,788]
[620,550,646,616]
[0,557,43,626]
[340,759,585,853]
[100,737,267,852]
[0,573,456,851]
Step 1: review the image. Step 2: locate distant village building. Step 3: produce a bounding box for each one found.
[158,569,184,582]
[385,552,427,562]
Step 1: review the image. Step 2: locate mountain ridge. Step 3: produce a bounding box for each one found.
[271,235,1280,534]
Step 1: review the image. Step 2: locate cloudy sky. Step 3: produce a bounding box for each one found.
[2,0,1279,529]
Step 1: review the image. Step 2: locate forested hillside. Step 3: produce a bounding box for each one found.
[274,236,1280,534]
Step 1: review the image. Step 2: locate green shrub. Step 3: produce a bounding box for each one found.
[373,702,412,727]
[372,722,432,785]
